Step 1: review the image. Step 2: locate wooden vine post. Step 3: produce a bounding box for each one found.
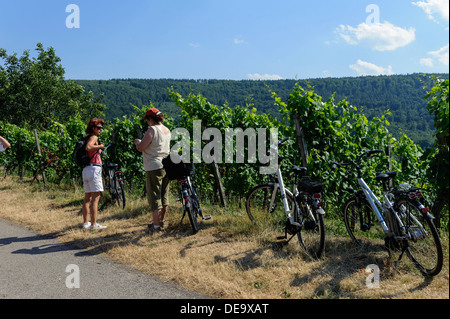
[33,129,47,186]
[293,113,309,167]
[200,122,227,208]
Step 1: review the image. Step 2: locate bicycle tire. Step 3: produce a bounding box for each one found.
[343,196,385,245]
[102,167,111,191]
[186,185,199,233]
[114,174,126,209]
[296,200,325,259]
[245,184,291,227]
[186,198,199,233]
[395,199,443,277]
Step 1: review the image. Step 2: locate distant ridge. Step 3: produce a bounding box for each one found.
[75,73,449,149]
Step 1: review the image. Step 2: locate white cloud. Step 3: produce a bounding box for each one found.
[234,38,247,45]
[247,73,284,80]
[419,43,449,68]
[429,43,449,66]
[336,21,416,51]
[188,42,200,48]
[420,57,434,67]
[349,60,394,76]
[233,35,247,45]
[412,0,449,22]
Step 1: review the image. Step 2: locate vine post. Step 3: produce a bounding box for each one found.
[33,129,47,187]
[293,114,309,167]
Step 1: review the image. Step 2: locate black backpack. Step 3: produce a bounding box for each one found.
[73,135,95,167]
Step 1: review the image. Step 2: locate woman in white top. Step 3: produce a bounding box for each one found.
[134,108,171,234]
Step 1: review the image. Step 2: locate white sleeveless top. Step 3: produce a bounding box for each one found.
[143,125,171,171]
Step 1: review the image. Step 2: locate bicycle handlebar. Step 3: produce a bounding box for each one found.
[331,149,383,169]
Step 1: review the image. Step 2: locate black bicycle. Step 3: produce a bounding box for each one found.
[332,150,443,277]
[245,137,326,259]
[162,153,210,233]
[102,144,126,209]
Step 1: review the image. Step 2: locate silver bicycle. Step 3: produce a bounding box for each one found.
[245,137,326,259]
[332,150,443,276]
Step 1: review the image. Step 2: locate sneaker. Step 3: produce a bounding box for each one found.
[82,222,91,229]
[90,223,107,230]
[145,224,162,235]
[148,220,167,229]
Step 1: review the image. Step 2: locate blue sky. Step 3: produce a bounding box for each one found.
[0,0,448,80]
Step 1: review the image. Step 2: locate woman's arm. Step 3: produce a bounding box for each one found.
[86,135,104,152]
[134,127,154,153]
[0,136,11,149]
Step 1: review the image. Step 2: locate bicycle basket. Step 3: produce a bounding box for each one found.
[298,177,324,194]
[162,153,195,180]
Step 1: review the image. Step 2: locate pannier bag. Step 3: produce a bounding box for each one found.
[298,177,324,194]
[162,153,195,181]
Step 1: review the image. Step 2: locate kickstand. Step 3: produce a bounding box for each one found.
[276,227,297,245]
[179,211,186,225]
[394,246,407,273]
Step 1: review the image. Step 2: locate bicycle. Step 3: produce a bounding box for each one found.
[245,137,326,259]
[331,150,443,277]
[101,144,126,209]
[162,153,211,233]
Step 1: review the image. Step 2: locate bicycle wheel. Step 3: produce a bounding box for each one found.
[246,184,293,228]
[296,200,325,259]
[343,197,385,245]
[102,167,111,191]
[395,199,443,277]
[113,173,126,209]
[186,186,199,233]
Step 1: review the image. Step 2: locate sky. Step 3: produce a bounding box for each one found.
[0,0,448,80]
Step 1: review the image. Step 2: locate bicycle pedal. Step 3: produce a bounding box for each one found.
[203,215,211,220]
[277,236,287,240]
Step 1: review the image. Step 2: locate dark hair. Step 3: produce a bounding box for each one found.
[86,118,105,134]
[145,113,165,123]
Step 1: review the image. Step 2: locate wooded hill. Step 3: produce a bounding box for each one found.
[76,73,449,149]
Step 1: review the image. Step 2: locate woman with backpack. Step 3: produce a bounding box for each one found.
[82,118,107,231]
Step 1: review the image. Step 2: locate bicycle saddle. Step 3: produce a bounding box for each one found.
[108,163,118,168]
[375,171,397,181]
[291,166,307,174]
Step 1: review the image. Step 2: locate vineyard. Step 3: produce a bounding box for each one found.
[1,78,448,229]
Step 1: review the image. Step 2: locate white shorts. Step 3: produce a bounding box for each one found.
[82,165,104,193]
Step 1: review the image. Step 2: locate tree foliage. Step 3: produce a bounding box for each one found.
[0,43,105,130]
[76,74,448,149]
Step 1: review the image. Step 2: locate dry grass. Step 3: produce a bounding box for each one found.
[0,176,448,299]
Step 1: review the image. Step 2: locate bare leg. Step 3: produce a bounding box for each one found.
[83,193,92,224]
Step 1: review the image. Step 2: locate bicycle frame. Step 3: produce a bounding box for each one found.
[357,177,391,234]
[335,150,429,240]
[268,144,323,228]
[178,175,210,222]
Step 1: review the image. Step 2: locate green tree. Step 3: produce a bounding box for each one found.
[0,43,105,129]
[425,78,449,227]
